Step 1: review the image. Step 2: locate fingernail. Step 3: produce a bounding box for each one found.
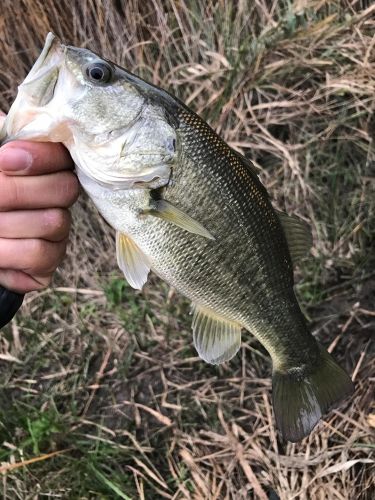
[0,147,33,171]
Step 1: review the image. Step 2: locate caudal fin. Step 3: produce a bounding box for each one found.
[272,347,354,442]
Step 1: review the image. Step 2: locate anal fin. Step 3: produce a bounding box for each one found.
[192,305,242,364]
[116,232,150,290]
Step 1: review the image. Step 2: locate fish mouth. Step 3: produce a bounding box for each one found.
[75,163,171,191]
[0,32,66,146]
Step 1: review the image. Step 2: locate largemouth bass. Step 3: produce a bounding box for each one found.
[0,33,353,442]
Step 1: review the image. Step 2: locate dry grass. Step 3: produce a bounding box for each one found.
[0,1,374,498]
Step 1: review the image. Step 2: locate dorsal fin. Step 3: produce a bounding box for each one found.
[192,305,242,364]
[276,210,312,265]
[116,232,151,290]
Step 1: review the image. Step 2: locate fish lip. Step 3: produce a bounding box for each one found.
[132,176,170,189]
[21,33,64,92]
[23,32,63,84]
[92,174,170,191]
[75,165,170,191]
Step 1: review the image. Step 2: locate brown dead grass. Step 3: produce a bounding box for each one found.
[0,1,374,498]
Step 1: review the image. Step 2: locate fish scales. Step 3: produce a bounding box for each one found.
[132,109,313,358]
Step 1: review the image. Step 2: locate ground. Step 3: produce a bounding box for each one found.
[0,1,374,498]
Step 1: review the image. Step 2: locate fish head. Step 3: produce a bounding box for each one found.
[1,33,177,189]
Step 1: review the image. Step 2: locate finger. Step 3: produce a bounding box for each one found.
[0,237,68,274]
[0,141,74,175]
[0,208,71,242]
[0,170,79,211]
[0,269,52,293]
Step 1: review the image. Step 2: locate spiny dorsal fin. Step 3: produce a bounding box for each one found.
[116,232,151,290]
[192,305,242,364]
[276,210,312,265]
[141,199,215,240]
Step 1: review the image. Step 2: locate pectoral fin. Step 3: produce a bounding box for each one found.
[116,232,150,290]
[192,305,241,364]
[142,199,214,240]
[277,210,312,265]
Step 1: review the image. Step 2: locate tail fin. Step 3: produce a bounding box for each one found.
[272,347,354,442]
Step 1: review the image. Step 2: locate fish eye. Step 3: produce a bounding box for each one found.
[85,62,113,84]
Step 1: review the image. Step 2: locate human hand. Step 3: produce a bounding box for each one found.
[0,112,79,293]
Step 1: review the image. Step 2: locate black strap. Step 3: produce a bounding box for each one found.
[0,286,24,328]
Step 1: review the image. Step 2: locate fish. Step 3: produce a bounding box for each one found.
[0,33,354,442]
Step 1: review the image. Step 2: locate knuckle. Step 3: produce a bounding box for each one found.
[34,275,53,290]
[58,172,79,206]
[0,268,52,294]
[28,239,47,265]
[28,239,67,273]
[27,240,56,273]
[9,176,23,207]
[0,174,12,209]
[43,208,71,239]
